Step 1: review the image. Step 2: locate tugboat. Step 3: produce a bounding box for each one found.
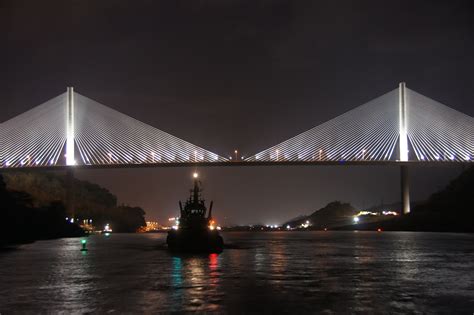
[167,173,224,253]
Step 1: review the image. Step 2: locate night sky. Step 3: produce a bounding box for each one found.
[2,1,473,225]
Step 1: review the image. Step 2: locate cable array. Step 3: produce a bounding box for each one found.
[406,88,473,162]
[246,89,401,162]
[73,93,227,165]
[246,87,473,163]
[1,94,67,167]
[1,90,227,168]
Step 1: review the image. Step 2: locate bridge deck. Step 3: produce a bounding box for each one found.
[0,160,470,172]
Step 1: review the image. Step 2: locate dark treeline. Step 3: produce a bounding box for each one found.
[1,171,146,246]
[0,174,84,247]
[342,166,474,233]
[280,166,474,233]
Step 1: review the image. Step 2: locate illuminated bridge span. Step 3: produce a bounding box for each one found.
[246,83,473,163]
[0,83,472,215]
[1,83,472,168]
[0,88,228,168]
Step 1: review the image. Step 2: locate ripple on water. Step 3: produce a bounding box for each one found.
[0,232,473,313]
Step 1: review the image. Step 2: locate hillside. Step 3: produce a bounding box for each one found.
[341,166,474,232]
[2,171,146,234]
[284,201,358,229]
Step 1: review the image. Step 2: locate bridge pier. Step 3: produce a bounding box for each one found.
[65,168,75,219]
[400,165,410,214]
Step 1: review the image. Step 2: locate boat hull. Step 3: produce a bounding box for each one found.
[167,229,223,253]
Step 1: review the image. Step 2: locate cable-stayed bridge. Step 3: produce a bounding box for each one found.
[246,83,473,164]
[0,88,227,168]
[1,83,472,215]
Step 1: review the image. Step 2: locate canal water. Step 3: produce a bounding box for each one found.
[0,232,473,313]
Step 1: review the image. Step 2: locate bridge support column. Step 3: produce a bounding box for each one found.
[66,168,75,219]
[399,82,408,161]
[66,87,75,166]
[400,165,410,214]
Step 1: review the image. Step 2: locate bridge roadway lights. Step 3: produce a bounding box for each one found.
[401,165,410,214]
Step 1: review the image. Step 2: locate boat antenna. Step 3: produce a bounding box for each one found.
[192,172,200,203]
[208,201,213,220]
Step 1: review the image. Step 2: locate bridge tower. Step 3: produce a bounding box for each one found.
[399,82,410,214]
[66,87,75,166]
[66,87,75,219]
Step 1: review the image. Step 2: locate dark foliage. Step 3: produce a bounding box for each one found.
[1,171,147,247]
[0,174,84,247]
[414,166,474,216]
[341,167,474,233]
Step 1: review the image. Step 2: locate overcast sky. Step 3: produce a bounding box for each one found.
[2,0,473,224]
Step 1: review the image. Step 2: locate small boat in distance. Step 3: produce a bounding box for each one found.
[167,173,224,253]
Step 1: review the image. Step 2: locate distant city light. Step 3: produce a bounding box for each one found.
[353,217,360,223]
[300,221,310,228]
[193,172,198,178]
[104,223,112,232]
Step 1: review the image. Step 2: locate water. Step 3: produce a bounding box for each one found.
[1,232,473,314]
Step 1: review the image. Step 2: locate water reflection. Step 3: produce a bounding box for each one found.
[1,232,473,313]
[167,253,224,312]
[40,238,97,313]
[268,240,288,276]
[208,253,220,287]
[254,246,266,273]
[171,256,183,287]
[170,256,183,311]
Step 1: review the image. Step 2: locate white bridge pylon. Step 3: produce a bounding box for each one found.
[246,83,473,163]
[0,87,228,168]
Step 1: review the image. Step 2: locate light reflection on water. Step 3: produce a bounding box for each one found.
[0,232,473,313]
